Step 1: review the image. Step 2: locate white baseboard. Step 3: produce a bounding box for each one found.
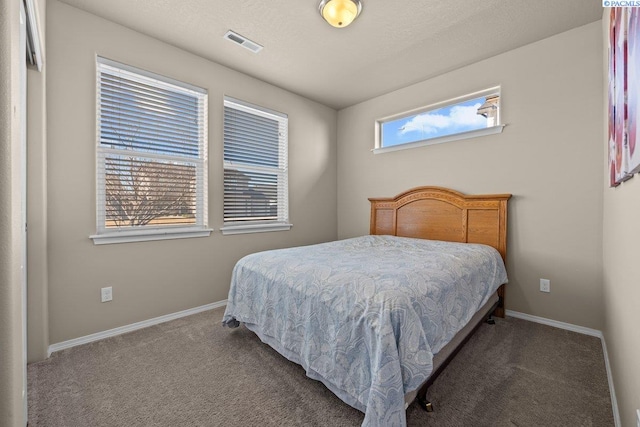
[600,336,621,427]
[506,310,620,426]
[505,309,602,337]
[47,299,227,357]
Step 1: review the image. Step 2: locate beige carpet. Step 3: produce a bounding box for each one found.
[28,307,614,426]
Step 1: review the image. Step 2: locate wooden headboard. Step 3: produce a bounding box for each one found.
[369,186,511,262]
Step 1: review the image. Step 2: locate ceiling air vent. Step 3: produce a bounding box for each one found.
[223,30,263,54]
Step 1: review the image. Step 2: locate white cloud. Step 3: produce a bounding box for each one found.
[399,103,484,135]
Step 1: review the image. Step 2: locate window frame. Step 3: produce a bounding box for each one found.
[374,87,505,154]
[220,96,291,235]
[90,57,211,245]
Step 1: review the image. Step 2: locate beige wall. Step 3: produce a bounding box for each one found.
[337,22,604,329]
[602,11,640,427]
[27,0,48,363]
[46,0,337,344]
[603,176,640,427]
[0,0,27,425]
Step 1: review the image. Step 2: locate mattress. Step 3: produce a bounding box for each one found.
[223,235,508,426]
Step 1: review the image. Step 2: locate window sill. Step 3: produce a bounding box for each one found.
[220,223,293,235]
[373,125,505,155]
[90,227,213,245]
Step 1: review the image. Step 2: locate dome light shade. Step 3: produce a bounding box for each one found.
[319,0,362,28]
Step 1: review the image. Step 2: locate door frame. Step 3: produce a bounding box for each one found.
[19,1,28,423]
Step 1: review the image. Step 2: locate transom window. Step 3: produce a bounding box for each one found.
[375,88,503,154]
[92,57,210,244]
[221,96,291,235]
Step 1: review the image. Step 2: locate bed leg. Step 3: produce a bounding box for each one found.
[417,393,434,412]
[486,315,495,325]
[493,284,506,318]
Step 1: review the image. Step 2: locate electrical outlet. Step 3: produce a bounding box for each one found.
[101,286,113,303]
[539,279,550,293]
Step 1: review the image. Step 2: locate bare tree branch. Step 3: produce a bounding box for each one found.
[104,125,196,228]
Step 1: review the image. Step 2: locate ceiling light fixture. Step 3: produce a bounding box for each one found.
[318,0,362,28]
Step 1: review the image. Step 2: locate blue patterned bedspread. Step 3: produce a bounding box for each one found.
[222,235,507,426]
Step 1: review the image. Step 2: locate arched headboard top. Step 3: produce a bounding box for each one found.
[369,186,511,262]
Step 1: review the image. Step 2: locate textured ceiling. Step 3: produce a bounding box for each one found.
[57,0,603,109]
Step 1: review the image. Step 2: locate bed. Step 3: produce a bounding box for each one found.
[223,186,511,426]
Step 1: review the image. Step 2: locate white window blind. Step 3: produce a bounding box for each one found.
[222,97,289,233]
[95,57,208,241]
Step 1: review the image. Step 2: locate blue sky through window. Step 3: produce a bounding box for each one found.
[381,96,491,147]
